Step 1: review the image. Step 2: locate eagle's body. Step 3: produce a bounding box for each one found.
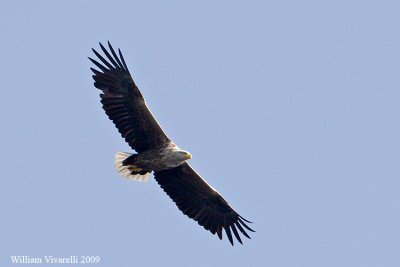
[115,143,191,181]
[89,42,254,245]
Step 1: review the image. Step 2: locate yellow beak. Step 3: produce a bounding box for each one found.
[186,153,192,159]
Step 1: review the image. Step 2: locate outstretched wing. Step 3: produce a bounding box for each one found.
[154,163,255,245]
[89,42,170,152]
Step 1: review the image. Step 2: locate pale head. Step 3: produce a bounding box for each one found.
[176,150,192,160]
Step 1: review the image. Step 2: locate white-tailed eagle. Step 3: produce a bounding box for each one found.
[89,42,254,245]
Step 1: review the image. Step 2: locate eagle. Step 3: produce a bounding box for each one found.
[89,42,254,245]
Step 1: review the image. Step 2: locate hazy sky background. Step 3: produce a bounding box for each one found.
[1,1,399,266]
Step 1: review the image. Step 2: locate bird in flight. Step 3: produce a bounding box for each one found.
[89,42,254,245]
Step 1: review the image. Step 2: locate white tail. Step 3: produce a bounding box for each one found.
[114,152,150,182]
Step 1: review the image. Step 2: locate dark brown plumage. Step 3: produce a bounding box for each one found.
[154,163,254,245]
[89,42,169,152]
[89,42,254,245]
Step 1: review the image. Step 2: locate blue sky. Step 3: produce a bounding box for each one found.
[1,1,399,266]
